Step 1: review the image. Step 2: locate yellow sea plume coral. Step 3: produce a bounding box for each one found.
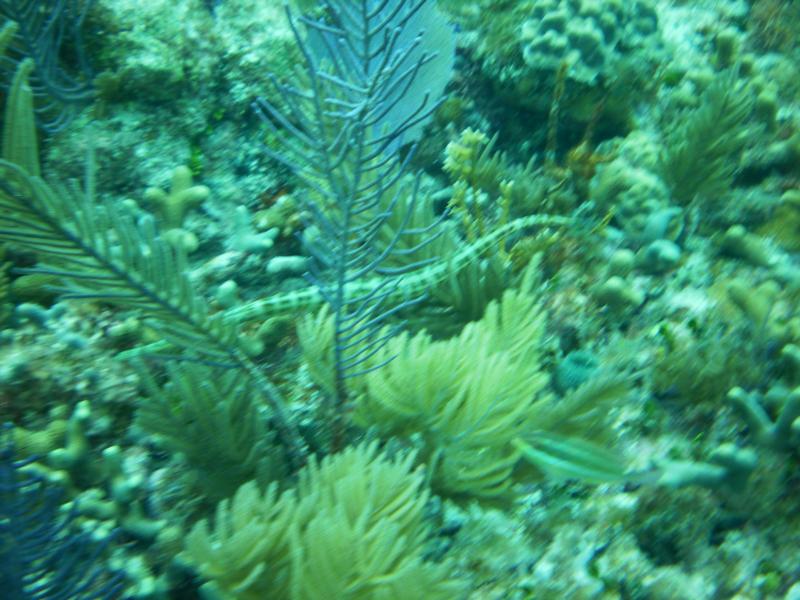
[299,260,627,501]
[183,442,466,600]
[354,260,549,499]
[184,482,296,599]
[443,128,543,222]
[352,259,628,500]
[443,128,491,187]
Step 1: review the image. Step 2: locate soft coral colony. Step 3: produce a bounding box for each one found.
[1,0,800,598]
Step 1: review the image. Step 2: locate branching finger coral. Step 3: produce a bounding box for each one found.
[0,424,125,599]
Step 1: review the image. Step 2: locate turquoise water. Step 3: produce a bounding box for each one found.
[0,1,798,598]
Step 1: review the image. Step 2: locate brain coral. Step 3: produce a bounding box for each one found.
[449,0,662,122]
[521,0,628,81]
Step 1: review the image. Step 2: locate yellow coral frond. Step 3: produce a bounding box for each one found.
[183,481,295,600]
[356,260,549,499]
[183,442,467,599]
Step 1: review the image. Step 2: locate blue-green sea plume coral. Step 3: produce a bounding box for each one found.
[252,0,461,451]
[659,70,753,207]
[0,42,306,466]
